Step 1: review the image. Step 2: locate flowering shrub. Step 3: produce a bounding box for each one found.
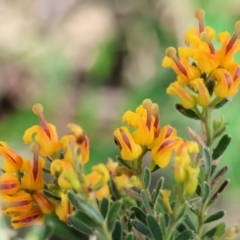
[0,9,240,240]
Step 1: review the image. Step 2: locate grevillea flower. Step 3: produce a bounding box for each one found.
[65,123,90,164]
[0,142,23,172]
[20,143,45,191]
[1,191,33,214]
[150,125,183,168]
[114,127,142,161]
[11,206,44,229]
[174,141,200,196]
[0,173,20,195]
[23,103,62,156]
[55,193,73,222]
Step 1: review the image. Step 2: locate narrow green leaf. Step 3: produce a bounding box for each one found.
[68,190,103,225]
[211,166,228,188]
[152,177,164,204]
[141,190,152,214]
[214,98,228,109]
[202,148,211,174]
[130,220,153,239]
[72,210,99,228]
[68,215,93,235]
[131,207,147,225]
[142,168,151,189]
[184,214,196,232]
[204,211,225,224]
[213,125,228,139]
[202,222,225,238]
[175,104,201,120]
[158,214,166,238]
[42,189,61,202]
[67,190,82,209]
[151,165,160,172]
[123,187,142,201]
[125,232,135,240]
[107,201,122,230]
[109,179,121,200]
[100,197,109,219]
[94,230,107,240]
[202,182,210,204]
[112,220,122,240]
[158,197,168,213]
[195,184,201,196]
[212,134,231,160]
[174,230,193,240]
[146,215,163,240]
[116,156,132,170]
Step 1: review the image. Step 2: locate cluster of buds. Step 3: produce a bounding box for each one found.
[163,9,240,111]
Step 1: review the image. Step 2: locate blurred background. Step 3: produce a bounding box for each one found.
[0,0,240,239]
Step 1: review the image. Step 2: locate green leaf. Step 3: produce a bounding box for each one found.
[123,187,142,201]
[130,220,153,239]
[142,168,151,189]
[150,164,160,172]
[72,210,99,228]
[174,230,193,240]
[109,179,121,200]
[125,232,135,240]
[67,190,82,209]
[204,211,225,224]
[196,184,201,196]
[152,177,164,204]
[107,201,122,230]
[184,214,196,232]
[202,148,211,174]
[202,222,225,238]
[112,220,122,240]
[42,189,61,202]
[131,207,147,225]
[146,215,163,240]
[68,215,93,235]
[213,125,228,139]
[175,104,201,120]
[43,222,55,240]
[214,98,228,109]
[211,166,228,188]
[202,182,210,204]
[141,190,152,214]
[116,156,133,170]
[212,134,231,160]
[67,190,103,225]
[100,197,109,219]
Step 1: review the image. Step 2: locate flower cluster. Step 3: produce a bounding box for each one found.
[0,103,91,228]
[163,9,240,110]
[114,99,183,169]
[113,99,200,196]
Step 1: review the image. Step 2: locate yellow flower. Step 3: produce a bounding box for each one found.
[167,82,196,109]
[20,144,45,191]
[66,123,90,164]
[55,193,73,222]
[184,166,200,196]
[122,99,156,145]
[86,164,110,191]
[114,174,129,193]
[106,158,119,177]
[1,190,33,214]
[50,159,74,189]
[23,103,62,156]
[160,189,173,214]
[11,206,44,229]
[114,127,142,161]
[0,173,20,195]
[189,78,210,107]
[0,142,23,172]
[32,191,55,214]
[162,47,201,84]
[95,185,110,200]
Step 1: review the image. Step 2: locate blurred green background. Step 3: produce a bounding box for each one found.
[0,0,240,239]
